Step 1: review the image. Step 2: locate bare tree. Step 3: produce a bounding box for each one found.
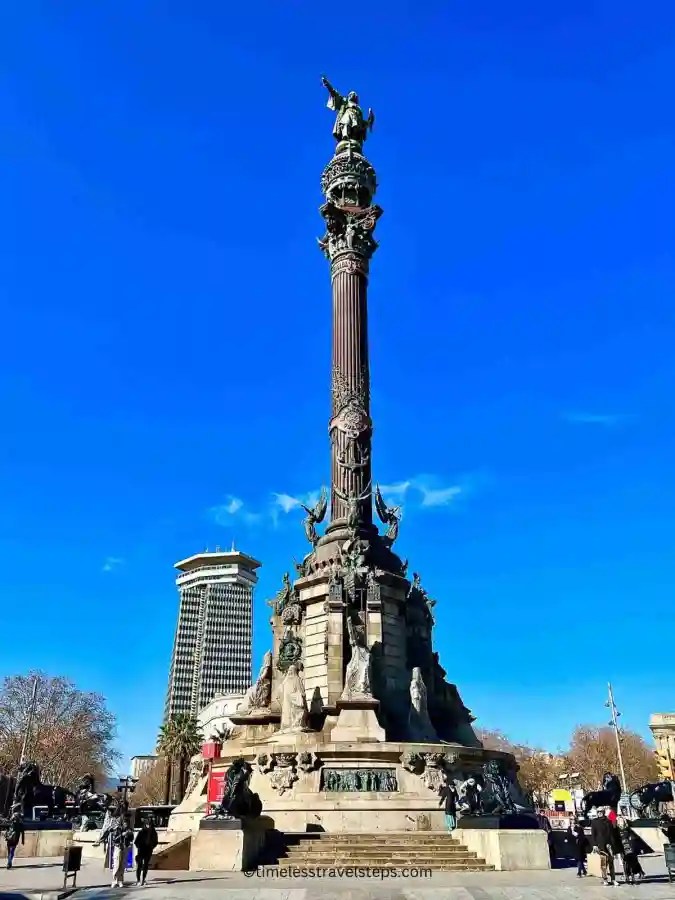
[0,672,120,788]
[133,760,167,806]
[476,728,563,798]
[566,725,659,792]
[476,728,517,754]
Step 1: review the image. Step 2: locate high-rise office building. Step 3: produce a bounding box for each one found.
[163,549,261,720]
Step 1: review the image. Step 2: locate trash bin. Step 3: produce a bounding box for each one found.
[664,843,675,882]
[63,845,83,889]
[63,845,82,873]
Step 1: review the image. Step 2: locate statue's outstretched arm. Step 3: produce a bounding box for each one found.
[321,74,342,104]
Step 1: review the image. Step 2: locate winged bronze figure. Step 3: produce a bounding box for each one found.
[300,487,328,546]
[374,484,402,545]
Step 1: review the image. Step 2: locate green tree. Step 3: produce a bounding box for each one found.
[157,714,203,804]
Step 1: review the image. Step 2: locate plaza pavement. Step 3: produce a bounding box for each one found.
[0,855,672,900]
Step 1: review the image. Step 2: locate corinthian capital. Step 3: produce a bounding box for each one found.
[318,203,382,264]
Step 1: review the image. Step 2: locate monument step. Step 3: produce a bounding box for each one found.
[270,831,491,870]
[270,860,494,871]
[281,857,488,867]
[285,839,467,848]
[282,848,480,859]
[285,836,465,846]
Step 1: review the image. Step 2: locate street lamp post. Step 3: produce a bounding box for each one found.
[559,772,581,812]
[116,776,138,814]
[19,676,39,766]
[606,682,628,793]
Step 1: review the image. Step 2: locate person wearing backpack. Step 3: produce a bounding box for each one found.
[4,809,25,869]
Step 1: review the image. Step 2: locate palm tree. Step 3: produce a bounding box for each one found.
[157,714,203,804]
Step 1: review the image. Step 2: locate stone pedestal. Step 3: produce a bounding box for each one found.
[457,813,541,829]
[331,697,385,743]
[189,817,272,872]
[0,828,72,859]
[167,771,209,833]
[454,827,551,871]
[628,823,668,854]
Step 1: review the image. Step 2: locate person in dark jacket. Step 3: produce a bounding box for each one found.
[438,781,459,831]
[617,817,644,884]
[660,814,675,844]
[573,821,589,877]
[134,819,159,885]
[4,809,25,869]
[591,808,617,885]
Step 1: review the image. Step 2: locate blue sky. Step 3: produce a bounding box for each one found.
[1,1,674,769]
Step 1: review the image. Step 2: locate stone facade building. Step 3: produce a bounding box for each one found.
[163,549,260,720]
[197,692,245,739]
[650,713,675,776]
[130,755,158,779]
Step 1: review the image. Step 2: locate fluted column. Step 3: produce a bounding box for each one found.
[319,148,381,535]
[330,253,372,524]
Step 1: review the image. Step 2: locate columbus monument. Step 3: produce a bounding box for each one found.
[174,78,533,835]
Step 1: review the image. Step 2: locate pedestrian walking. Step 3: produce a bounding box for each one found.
[3,808,25,870]
[95,812,134,888]
[573,821,589,877]
[134,818,159,885]
[438,780,459,831]
[617,817,644,884]
[591,807,618,886]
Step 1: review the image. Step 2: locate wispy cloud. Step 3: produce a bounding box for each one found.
[272,493,302,514]
[563,412,633,427]
[209,494,262,525]
[210,489,322,529]
[418,484,463,507]
[102,556,124,573]
[378,480,411,499]
[210,474,475,532]
[210,495,249,526]
[378,474,473,510]
[272,489,321,513]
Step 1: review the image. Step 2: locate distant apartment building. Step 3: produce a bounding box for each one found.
[130,755,158,779]
[163,549,260,721]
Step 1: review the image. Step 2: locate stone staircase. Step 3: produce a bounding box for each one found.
[269,832,494,871]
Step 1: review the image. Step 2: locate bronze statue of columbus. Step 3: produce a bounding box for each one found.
[321,75,374,146]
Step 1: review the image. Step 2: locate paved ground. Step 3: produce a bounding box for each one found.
[0,856,672,900]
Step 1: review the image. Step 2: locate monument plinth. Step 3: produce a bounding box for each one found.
[175,77,535,837]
